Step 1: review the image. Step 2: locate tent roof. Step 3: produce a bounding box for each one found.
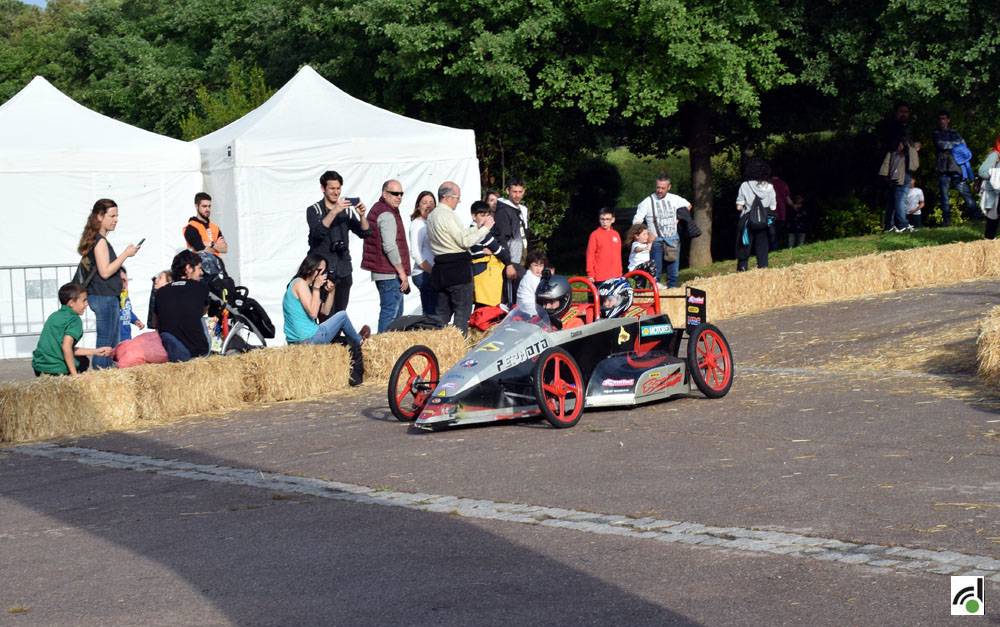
[0,76,200,173]
[196,65,476,167]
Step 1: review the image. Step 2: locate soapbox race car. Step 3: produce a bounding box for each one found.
[387,270,734,430]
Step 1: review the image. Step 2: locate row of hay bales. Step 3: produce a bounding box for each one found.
[977,306,1000,387]
[0,328,468,443]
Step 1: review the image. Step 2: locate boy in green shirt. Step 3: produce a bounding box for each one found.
[32,282,112,376]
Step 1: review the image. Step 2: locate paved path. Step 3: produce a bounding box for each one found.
[2,280,999,624]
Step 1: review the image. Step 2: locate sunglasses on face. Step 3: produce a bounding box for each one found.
[386,191,404,197]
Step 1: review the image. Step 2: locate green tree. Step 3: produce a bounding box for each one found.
[179,63,275,140]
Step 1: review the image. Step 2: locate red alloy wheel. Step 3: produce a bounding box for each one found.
[387,345,439,422]
[533,347,585,428]
[687,324,734,398]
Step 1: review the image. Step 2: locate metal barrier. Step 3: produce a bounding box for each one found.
[0,264,97,338]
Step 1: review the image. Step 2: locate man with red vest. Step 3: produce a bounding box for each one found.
[183,192,228,278]
[361,180,411,333]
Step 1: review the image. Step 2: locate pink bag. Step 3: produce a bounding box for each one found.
[113,331,169,368]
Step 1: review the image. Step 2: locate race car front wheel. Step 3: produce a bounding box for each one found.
[388,345,439,422]
[534,347,585,428]
[687,323,734,398]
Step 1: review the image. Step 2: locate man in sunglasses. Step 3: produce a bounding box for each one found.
[361,179,411,333]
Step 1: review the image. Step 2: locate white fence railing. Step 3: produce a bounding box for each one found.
[0,264,97,338]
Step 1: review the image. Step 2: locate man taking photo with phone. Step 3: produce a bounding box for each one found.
[306,170,371,313]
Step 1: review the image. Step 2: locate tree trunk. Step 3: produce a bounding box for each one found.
[687,104,714,268]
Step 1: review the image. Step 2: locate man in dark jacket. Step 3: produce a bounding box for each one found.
[493,178,528,306]
[933,111,981,225]
[306,170,371,313]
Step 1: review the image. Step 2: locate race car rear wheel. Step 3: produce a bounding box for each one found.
[534,347,585,428]
[388,345,439,422]
[687,323,734,398]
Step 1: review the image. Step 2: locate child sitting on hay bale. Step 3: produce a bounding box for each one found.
[284,253,370,385]
[31,282,112,376]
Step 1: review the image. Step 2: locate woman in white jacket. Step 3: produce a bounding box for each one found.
[409,191,438,315]
[735,158,777,272]
[978,136,1000,240]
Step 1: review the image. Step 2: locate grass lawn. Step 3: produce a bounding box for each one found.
[677,224,984,283]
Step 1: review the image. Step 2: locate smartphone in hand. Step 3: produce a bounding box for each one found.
[137,238,146,247]
[345,197,361,206]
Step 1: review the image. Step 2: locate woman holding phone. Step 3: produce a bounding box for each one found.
[76,199,139,368]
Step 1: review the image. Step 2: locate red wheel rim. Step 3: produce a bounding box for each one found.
[696,330,731,391]
[394,352,438,418]
[540,353,583,423]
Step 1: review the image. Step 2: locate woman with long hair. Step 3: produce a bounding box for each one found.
[734,158,777,272]
[408,190,438,316]
[76,199,139,368]
[978,135,1000,240]
[283,254,369,384]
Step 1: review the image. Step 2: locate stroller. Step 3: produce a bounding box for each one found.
[201,252,275,355]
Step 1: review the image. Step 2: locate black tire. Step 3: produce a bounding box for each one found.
[687,323,734,398]
[387,345,440,422]
[533,347,585,428]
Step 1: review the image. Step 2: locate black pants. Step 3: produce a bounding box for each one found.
[331,275,352,314]
[35,355,89,377]
[435,282,473,335]
[986,218,1000,240]
[737,229,770,272]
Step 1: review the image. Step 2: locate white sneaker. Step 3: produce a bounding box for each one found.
[901,225,916,232]
[884,226,899,233]
[657,282,670,291]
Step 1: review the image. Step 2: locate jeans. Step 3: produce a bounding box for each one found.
[302,311,362,345]
[161,332,193,362]
[938,173,980,225]
[650,236,680,288]
[890,174,912,230]
[88,294,120,369]
[413,272,437,317]
[435,282,473,335]
[375,277,405,333]
[787,232,806,248]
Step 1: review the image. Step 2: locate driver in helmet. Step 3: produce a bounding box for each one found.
[597,277,635,319]
[535,274,584,330]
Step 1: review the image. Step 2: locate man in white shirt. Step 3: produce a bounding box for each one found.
[632,174,692,288]
[426,181,493,334]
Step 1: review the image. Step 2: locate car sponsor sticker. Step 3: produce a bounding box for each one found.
[479,341,504,352]
[617,328,630,344]
[686,316,701,326]
[640,323,673,337]
[641,369,682,394]
[495,338,549,373]
[687,295,705,305]
[687,305,700,313]
[602,378,634,388]
[461,359,478,368]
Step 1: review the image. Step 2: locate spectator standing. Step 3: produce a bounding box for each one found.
[495,179,528,304]
[978,136,1000,240]
[586,208,623,283]
[770,172,792,249]
[183,192,228,279]
[361,180,411,333]
[933,111,980,225]
[878,102,920,233]
[426,181,492,335]
[155,251,210,362]
[409,190,437,316]
[735,158,777,272]
[632,173,693,288]
[905,178,925,228]
[483,189,500,212]
[118,268,144,341]
[626,224,652,271]
[306,170,371,313]
[516,250,548,314]
[786,194,809,248]
[32,282,112,376]
[76,199,139,369]
[470,201,512,307]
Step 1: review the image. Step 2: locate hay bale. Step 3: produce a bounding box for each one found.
[364,327,468,383]
[0,369,139,443]
[130,355,247,422]
[239,343,351,404]
[977,306,1000,387]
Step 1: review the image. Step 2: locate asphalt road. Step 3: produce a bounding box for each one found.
[3,280,1000,625]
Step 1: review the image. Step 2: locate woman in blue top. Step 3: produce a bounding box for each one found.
[284,254,370,346]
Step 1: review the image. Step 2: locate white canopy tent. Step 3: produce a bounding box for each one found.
[196,65,481,342]
[0,76,203,358]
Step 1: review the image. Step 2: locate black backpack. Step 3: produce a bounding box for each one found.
[747,190,769,231]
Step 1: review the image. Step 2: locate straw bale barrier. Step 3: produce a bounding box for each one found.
[977,306,1000,387]
[364,327,469,383]
[131,356,247,421]
[0,369,138,442]
[684,239,1000,321]
[239,343,351,404]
